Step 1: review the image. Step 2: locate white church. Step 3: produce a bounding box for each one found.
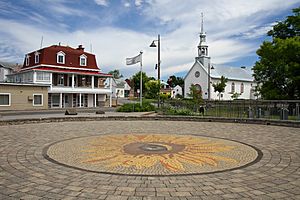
[184,17,256,100]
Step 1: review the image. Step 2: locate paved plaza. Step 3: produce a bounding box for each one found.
[0,119,299,199]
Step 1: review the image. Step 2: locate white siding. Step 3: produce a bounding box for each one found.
[171,85,183,98]
[184,62,209,99]
[210,79,255,100]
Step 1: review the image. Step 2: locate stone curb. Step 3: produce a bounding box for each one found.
[0,115,299,128]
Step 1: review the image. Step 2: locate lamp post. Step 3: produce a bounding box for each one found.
[150,34,161,108]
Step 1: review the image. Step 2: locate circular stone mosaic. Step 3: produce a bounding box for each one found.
[45,134,260,175]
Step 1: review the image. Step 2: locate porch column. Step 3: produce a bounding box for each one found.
[79,93,82,108]
[94,93,97,107]
[72,74,75,89]
[33,71,37,83]
[92,76,94,89]
[50,73,53,90]
[59,93,63,108]
[109,77,112,107]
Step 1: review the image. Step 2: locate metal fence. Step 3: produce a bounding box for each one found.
[165,99,300,121]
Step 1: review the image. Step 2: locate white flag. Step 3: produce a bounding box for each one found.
[126,53,142,65]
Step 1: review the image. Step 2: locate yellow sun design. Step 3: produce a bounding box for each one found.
[81,134,237,172]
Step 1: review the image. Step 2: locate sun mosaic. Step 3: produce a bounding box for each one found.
[46,134,259,175]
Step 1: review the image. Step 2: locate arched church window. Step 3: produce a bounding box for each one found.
[231,82,235,93]
[240,83,244,93]
[195,84,202,93]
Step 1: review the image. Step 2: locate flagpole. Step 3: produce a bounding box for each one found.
[139,51,143,107]
[126,52,143,107]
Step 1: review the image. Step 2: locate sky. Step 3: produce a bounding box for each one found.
[0,0,299,81]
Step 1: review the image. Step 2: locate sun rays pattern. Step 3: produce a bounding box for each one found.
[81,134,237,172]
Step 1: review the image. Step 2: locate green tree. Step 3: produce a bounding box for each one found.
[145,80,160,99]
[268,7,300,39]
[108,69,123,79]
[167,75,184,88]
[212,76,228,100]
[231,92,240,100]
[131,71,150,96]
[188,84,203,106]
[253,37,300,99]
[253,7,300,99]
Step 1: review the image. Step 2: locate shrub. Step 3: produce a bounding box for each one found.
[162,106,192,116]
[117,101,155,112]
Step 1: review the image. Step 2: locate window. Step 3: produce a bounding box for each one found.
[35,52,39,64]
[57,51,65,64]
[80,54,87,66]
[0,93,10,106]
[25,55,30,66]
[240,83,244,93]
[51,94,60,107]
[33,94,43,106]
[231,82,235,93]
[36,72,50,81]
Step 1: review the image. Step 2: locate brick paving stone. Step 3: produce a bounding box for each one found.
[201,195,223,200]
[142,197,165,200]
[19,194,42,200]
[117,187,136,192]
[156,187,176,192]
[156,191,171,197]
[171,191,192,197]
[128,197,143,200]
[249,189,266,195]
[0,120,299,199]
[135,191,156,197]
[106,195,129,200]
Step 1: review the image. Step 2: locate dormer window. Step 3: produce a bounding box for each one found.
[34,52,40,64]
[57,51,65,64]
[80,54,87,66]
[25,55,30,66]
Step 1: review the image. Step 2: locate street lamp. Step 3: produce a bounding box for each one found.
[150,34,161,108]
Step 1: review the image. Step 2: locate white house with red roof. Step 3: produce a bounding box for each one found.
[6,44,113,108]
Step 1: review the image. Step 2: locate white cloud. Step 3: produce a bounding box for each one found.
[135,0,143,7]
[95,0,109,6]
[1,0,300,80]
[124,2,130,7]
[241,23,276,39]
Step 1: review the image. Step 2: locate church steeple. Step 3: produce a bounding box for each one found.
[198,13,208,57]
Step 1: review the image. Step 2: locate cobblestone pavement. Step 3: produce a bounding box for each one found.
[0,120,299,199]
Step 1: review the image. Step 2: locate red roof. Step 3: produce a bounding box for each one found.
[33,67,112,77]
[22,45,100,70]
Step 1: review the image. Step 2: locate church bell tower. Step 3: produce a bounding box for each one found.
[196,13,210,70]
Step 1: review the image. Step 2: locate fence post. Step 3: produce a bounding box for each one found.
[280,103,289,120]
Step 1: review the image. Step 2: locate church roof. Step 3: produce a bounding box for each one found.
[210,64,254,82]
